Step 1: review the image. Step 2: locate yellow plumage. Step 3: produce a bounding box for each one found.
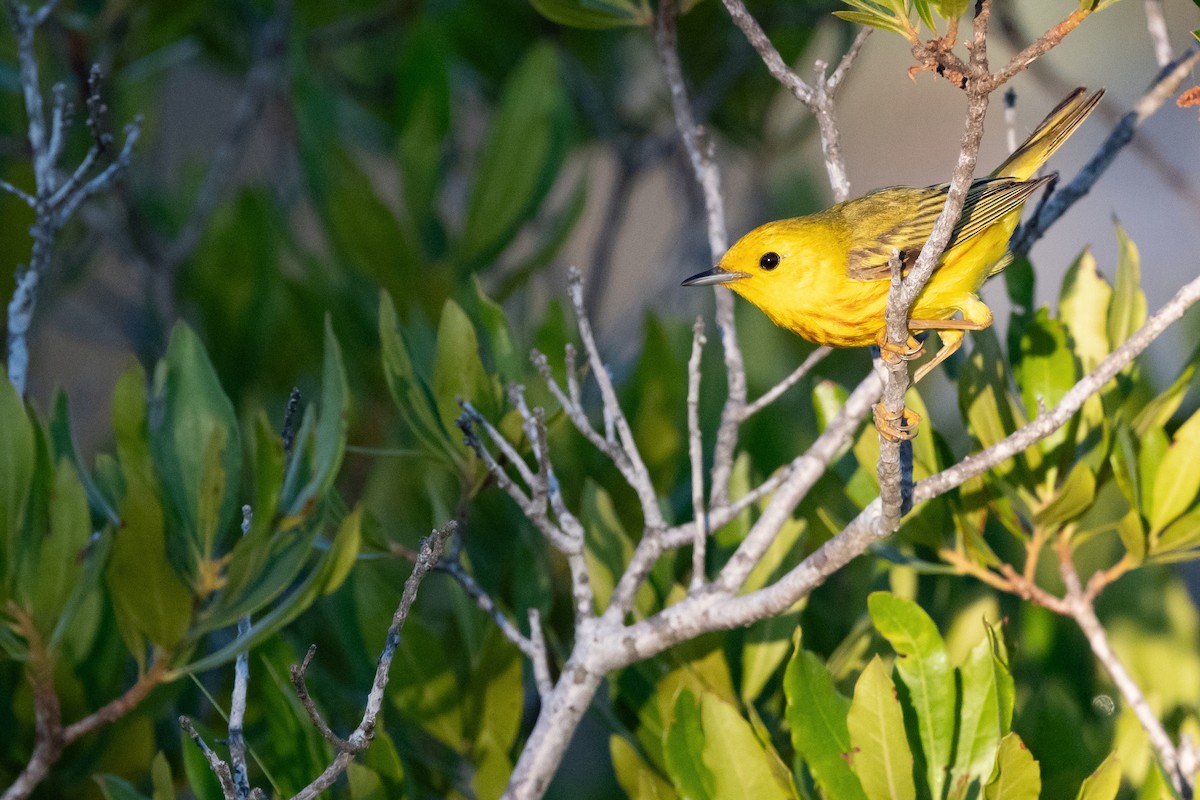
[683,88,1103,382]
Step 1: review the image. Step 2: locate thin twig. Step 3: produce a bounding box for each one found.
[1013,45,1200,257]
[228,506,255,800]
[565,268,666,533]
[687,317,707,589]
[180,717,238,800]
[1056,536,1185,792]
[740,346,831,421]
[654,0,745,510]
[162,1,291,272]
[527,609,554,703]
[1143,0,1172,67]
[289,522,454,800]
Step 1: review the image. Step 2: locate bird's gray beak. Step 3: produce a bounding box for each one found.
[681,267,748,287]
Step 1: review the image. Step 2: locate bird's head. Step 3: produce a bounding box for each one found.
[681,220,811,315]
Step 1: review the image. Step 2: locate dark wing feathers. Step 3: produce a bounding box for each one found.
[846,175,1052,282]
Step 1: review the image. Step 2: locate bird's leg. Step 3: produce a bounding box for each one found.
[873,402,922,441]
[908,298,993,383]
[874,327,925,363]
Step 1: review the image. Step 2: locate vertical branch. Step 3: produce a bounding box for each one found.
[654,0,745,509]
[3,0,141,394]
[227,506,254,799]
[1056,537,1185,793]
[687,317,707,588]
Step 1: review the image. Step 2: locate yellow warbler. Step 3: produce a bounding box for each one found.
[684,88,1103,385]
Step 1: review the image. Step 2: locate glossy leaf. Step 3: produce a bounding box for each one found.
[869,592,955,799]
[379,291,456,462]
[697,693,797,799]
[31,459,90,634]
[150,323,241,583]
[1013,309,1078,459]
[847,656,916,800]
[433,298,498,440]
[664,690,714,800]
[530,0,651,29]
[784,640,867,800]
[934,0,970,19]
[1075,751,1121,800]
[1034,462,1096,532]
[0,374,34,593]
[106,468,192,652]
[611,735,679,800]
[741,610,802,703]
[1148,407,1200,535]
[1058,248,1112,372]
[460,43,572,267]
[282,318,348,520]
[396,22,451,229]
[985,733,1041,799]
[950,627,1013,793]
[1106,223,1147,350]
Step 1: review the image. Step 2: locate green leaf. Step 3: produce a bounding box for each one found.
[1075,751,1121,800]
[1152,507,1200,557]
[1013,309,1078,460]
[582,481,646,614]
[934,0,970,19]
[30,459,90,633]
[50,392,119,526]
[833,10,909,36]
[868,592,955,799]
[150,323,241,583]
[695,693,797,799]
[94,775,151,800]
[316,505,361,596]
[1138,426,1170,522]
[1034,462,1096,532]
[1133,363,1195,437]
[1148,407,1200,535]
[396,22,451,229]
[950,627,1013,793]
[282,318,348,520]
[106,464,192,650]
[912,0,936,31]
[784,639,868,800]
[471,276,523,384]
[985,733,1041,799]
[0,373,34,592]
[530,0,651,29]
[378,292,456,461]
[1106,223,1147,349]
[1058,247,1112,372]
[324,148,425,315]
[664,690,715,800]
[460,43,572,267]
[847,656,916,800]
[741,610,803,703]
[611,735,679,800]
[433,298,499,436]
[151,751,177,800]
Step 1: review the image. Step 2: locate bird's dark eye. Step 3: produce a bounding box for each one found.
[760,252,780,270]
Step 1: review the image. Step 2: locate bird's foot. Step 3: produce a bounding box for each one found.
[873,402,922,442]
[874,329,925,364]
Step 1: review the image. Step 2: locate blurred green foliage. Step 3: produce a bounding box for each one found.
[2,1,1199,799]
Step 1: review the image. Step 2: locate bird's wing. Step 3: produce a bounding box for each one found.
[846,175,1053,281]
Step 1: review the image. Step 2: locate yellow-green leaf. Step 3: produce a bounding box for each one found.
[847,656,916,800]
[985,733,1041,800]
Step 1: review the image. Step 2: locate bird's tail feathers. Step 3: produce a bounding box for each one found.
[992,87,1104,181]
